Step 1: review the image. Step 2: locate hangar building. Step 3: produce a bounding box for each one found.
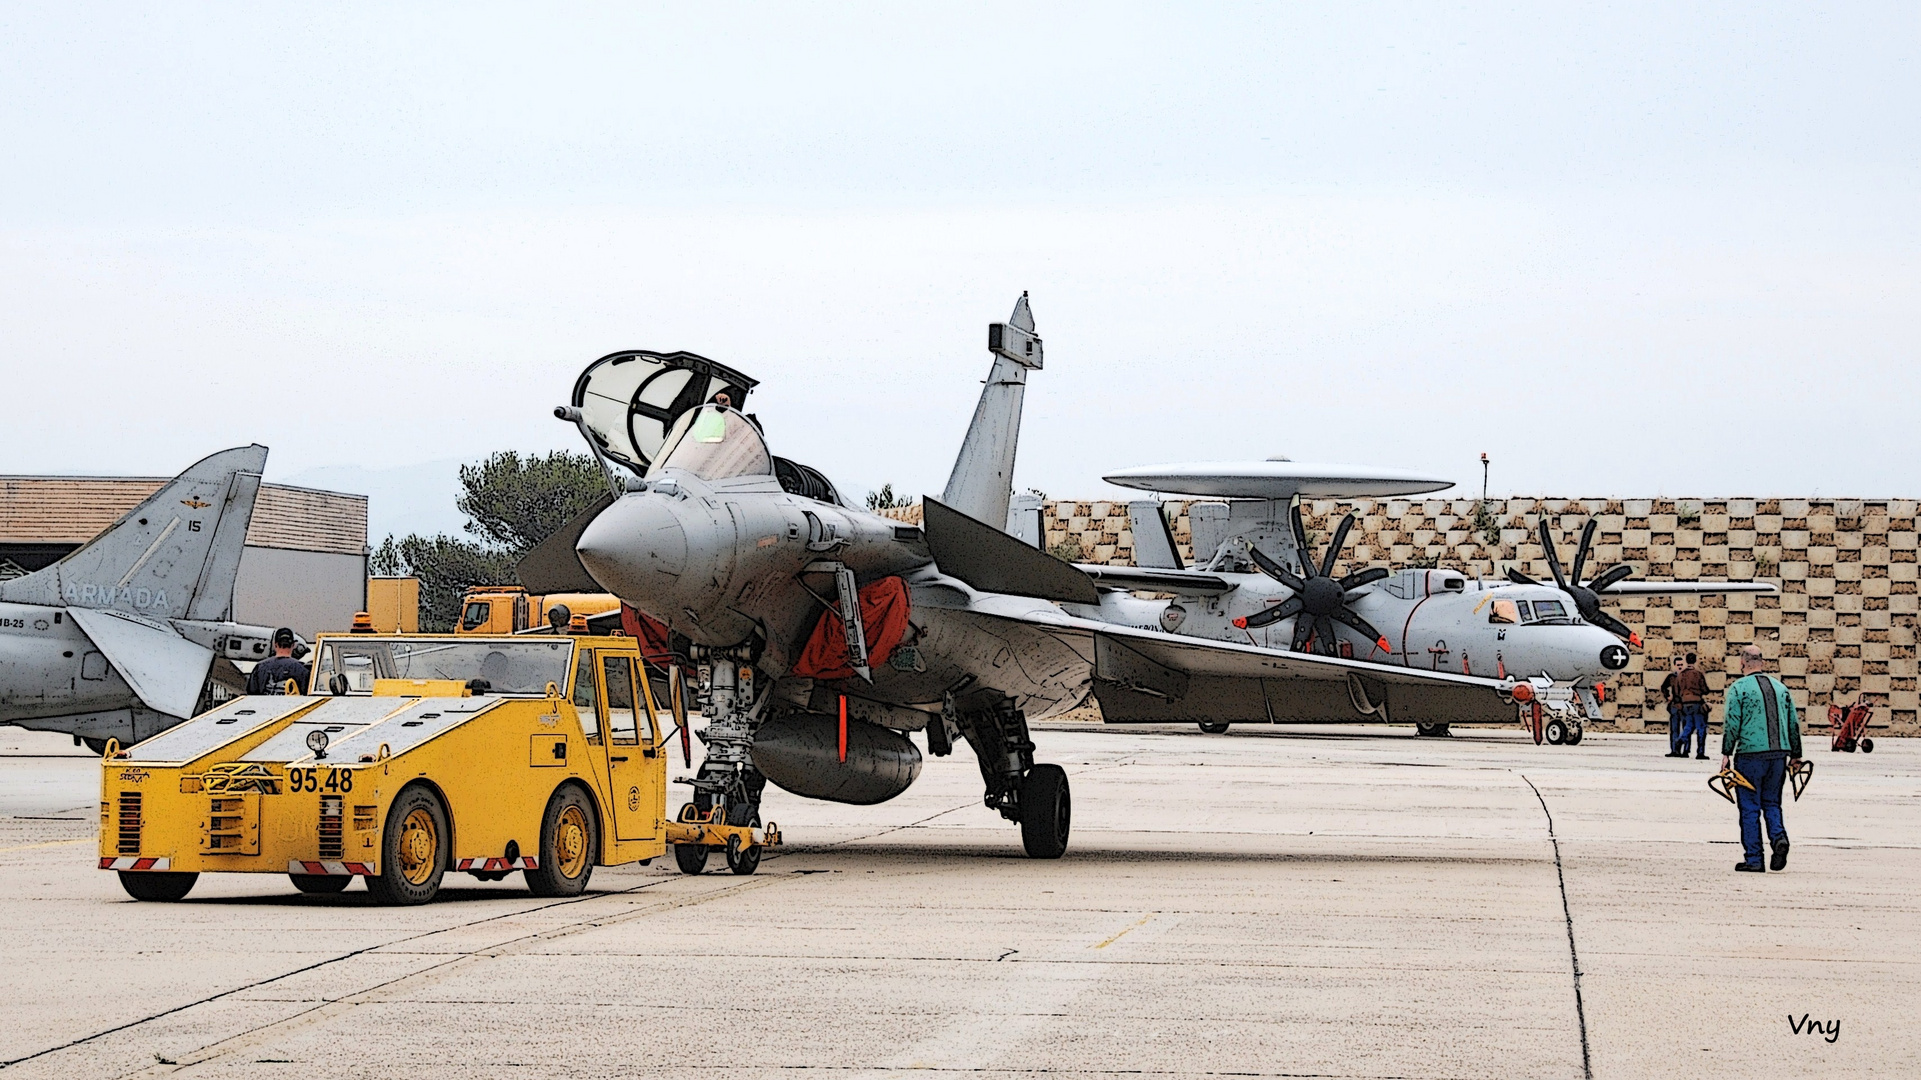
[0,475,368,639]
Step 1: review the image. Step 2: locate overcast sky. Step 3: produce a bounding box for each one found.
[4,3,1916,539]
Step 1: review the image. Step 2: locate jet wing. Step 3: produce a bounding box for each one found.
[1073,564,1234,595]
[67,608,214,720]
[954,606,1517,727]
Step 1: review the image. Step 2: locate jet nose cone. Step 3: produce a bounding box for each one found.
[577,494,688,596]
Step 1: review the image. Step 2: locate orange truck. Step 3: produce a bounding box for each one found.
[455,586,621,635]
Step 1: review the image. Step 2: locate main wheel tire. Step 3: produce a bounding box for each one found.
[526,785,598,897]
[1544,718,1568,745]
[725,804,761,876]
[1019,764,1071,860]
[1198,722,1230,734]
[289,874,350,895]
[1862,738,1875,753]
[81,737,111,756]
[367,784,449,906]
[1565,724,1584,746]
[119,871,197,902]
[1416,723,1450,737]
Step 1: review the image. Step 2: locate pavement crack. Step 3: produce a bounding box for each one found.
[1521,773,1592,1080]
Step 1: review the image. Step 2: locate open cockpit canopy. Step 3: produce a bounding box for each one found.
[571,350,759,473]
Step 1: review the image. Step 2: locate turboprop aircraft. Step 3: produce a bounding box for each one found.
[0,446,285,751]
[1086,463,1776,742]
[519,295,1529,868]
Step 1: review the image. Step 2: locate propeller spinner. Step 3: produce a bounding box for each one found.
[1233,506,1392,658]
[1508,518,1642,646]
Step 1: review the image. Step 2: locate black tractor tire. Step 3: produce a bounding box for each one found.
[1198,722,1230,734]
[526,785,598,898]
[1415,723,1450,738]
[289,874,351,895]
[367,784,449,906]
[1862,738,1875,753]
[119,871,197,902]
[674,843,710,875]
[1019,764,1071,860]
[725,803,761,876]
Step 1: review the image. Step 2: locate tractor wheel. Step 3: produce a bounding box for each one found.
[725,804,761,876]
[1019,765,1071,860]
[526,785,598,898]
[674,843,710,875]
[119,871,197,902]
[289,874,350,894]
[367,784,448,906]
[1544,718,1569,745]
[1862,738,1875,753]
[1198,722,1230,734]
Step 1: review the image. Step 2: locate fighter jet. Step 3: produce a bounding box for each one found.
[526,296,1525,867]
[0,446,284,751]
[1079,465,1776,743]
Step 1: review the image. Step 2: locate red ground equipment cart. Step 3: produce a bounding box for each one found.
[1828,696,1875,753]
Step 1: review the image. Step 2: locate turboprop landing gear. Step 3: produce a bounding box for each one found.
[672,649,769,875]
[959,702,1071,859]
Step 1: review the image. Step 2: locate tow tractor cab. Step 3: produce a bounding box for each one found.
[98,632,777,905]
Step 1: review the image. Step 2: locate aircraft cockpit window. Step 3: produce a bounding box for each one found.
[1529,599,1569,622]
[1514,600,1532,621]
[1488,599,1520,624]
[650,405,773,482]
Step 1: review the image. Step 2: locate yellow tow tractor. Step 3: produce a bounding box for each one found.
[98,630,778,904]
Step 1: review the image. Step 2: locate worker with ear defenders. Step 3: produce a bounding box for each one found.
[1721,643,1802,872]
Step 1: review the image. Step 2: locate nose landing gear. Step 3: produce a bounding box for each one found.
[670,647,774,875]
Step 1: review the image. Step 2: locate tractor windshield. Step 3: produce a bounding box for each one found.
[312,637,576,695]
[649,405,773,482]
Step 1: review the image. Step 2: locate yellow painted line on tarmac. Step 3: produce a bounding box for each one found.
[1092,912,1155,949]
[0,838,90,855]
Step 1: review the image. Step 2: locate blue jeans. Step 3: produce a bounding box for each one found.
[1668,705,1683,753]
[1680,704,1709,756]
[1734,751,1789,867]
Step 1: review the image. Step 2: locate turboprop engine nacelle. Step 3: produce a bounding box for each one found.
[752,714,923,805]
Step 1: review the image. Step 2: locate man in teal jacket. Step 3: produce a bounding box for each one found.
[1721,644,1803,872]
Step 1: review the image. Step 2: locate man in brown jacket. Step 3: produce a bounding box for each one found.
[1673,652,1711,759]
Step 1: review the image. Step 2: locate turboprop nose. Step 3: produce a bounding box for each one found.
[577,494,688,596]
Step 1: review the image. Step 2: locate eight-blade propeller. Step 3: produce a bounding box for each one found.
[1507,518,1642,646]
[1234,506,1392,657]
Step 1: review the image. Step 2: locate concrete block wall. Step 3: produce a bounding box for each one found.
[884,497,1916,734]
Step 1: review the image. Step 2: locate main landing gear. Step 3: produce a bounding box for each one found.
[957,702,1071,859]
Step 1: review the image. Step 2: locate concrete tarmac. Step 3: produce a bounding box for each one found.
[1,722,1914,1079]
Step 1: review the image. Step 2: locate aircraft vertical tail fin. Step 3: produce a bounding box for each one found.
[940,293,1042,529]
[1,445,269,622]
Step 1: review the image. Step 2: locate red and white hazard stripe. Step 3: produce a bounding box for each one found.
[455,856,540,872]
[287,860,375,876]
[99,857,171,871]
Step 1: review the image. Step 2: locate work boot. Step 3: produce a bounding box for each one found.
[1695,753,1708,760]
[1736,862,1765,872]
[1771,840,1790,871]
